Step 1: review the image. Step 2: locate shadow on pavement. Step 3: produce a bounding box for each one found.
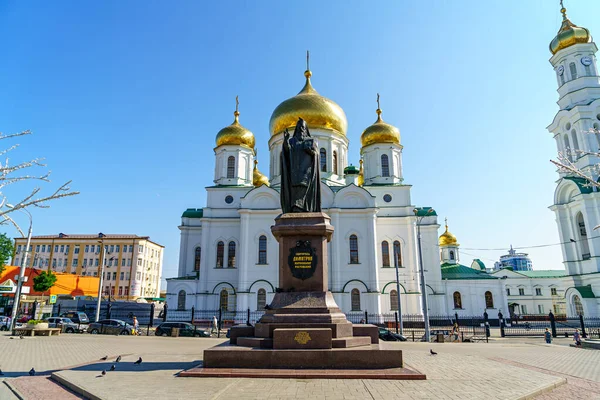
[69,361,202,374]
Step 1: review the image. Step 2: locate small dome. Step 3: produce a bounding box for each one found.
[253,160,269,187]
[215,101,255,149]
[439,221,459,247]
[549,7,592,55]
[269,69,347,137]
[360,106,400,148]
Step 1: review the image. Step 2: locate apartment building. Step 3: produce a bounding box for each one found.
[12,233,164,300]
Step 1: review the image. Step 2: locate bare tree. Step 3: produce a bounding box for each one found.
[0,130,79,235]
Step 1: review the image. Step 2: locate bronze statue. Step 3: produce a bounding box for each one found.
[280,118,321,213]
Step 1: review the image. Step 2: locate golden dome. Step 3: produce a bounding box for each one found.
[360,95,400,148]
[439,220,459,247]
[253,160,270,187]
[215,97,256,149]
[549,6,592,55]
[269,69,347,136]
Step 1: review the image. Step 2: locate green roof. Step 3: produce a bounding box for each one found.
[563,177,594,194]
[574,285,596,299]
[517,270,567,278]
[344,165,359,175]
[441,263,497,280]
[472,259,486,269]
[414,207,437,217]
[182,208,203,218]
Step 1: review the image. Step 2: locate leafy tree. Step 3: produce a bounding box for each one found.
[33,271,57,294]
[0,233,13,275]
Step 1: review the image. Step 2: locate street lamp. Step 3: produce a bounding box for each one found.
[6,204,33,331]
[393,244,404,335]
[94,237,108,322]
[413,207,435,343]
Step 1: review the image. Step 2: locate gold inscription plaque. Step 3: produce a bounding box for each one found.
[294,331,312,345]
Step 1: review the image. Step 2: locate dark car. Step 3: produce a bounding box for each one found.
[378,327,407,341]
[45,317,87,333]
[60,311,90,325]
[88,319,134,335]
[155,322,210,337]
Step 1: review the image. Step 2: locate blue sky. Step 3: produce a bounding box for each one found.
[1,1,598,287]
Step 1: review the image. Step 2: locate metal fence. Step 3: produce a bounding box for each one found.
[502,313,600,337]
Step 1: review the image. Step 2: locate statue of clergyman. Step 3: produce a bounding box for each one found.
[280,118,321,213]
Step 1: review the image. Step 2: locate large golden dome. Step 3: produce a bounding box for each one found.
[269,70,347,136]
[549,6,592,55]
[215,99,256,149]
[439,221,459,247]
[253,160,270,187]
[360,100,400,147]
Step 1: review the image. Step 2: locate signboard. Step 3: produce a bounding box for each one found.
[287,240,317,280]
[49,295,57,304]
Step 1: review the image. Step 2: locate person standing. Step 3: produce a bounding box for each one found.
[132,316,139,335]
[544,328,552,344]
[573,329,582,348]
[212,316,218,334]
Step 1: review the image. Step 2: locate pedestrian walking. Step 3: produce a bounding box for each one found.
[132,316,139,335]
[544,328,552,344]
[212,315,218,334]
[451,322,460,342]
[573,329,582,348]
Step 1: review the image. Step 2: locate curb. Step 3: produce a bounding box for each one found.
[3,380,24,400]
[515,377,567,400]
[51,373,103,400]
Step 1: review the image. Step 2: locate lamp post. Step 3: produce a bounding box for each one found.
[94,238,107,322]
[7,205,32,331]
[413,207,435,343]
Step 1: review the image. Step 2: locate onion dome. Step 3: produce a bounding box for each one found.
[253,159,269,187]
[269,61,347,136]
[215,97,256,149]
[549,5,592,55]
[439,219,459,247]
[360,94,400,148]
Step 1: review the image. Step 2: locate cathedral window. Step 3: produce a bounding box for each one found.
[194,247,201,272]
[393,241,402,267]
[257,288,266,310]
[485,291,494,309]
[177,290,186,310]
[573,295,584,316]
[333,151,338,175]
[381,241,390,267]
[576,212,591,259]
[351,288,361,311]
[453,291,462,309]
[227,156,236,178]
[258,235,267,264]
[571,129,580,153]
[349,235,359,264]
[227,241,236,268]
[320,148,327,172]
[390,290,399,311]
[449,250,455,261]
[220,289,229,311]
[216,241,224,268]
[381,154,390,177]
[569,62,577,80]
[563,135,573,161]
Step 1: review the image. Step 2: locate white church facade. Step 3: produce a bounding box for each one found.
[167,4,600,319]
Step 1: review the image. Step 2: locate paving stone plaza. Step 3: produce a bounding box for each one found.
[0,333,598,399]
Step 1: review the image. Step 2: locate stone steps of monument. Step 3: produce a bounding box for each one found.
[332,336,372,348]
[237,337,273,349]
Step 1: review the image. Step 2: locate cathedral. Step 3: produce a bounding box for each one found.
[167,4,600,318]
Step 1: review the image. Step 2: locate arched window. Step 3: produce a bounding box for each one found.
[257,288,266,310]
[563,135,573,161]
[227,241,236,268]
[381,241,390,267]
[569,62,578,80]
[390,290,399,311]
[194,247,201,272]
[449,250,455,261]
[220,289,229,311]
[576,212,591,259]
[485,291,494,309]
[381,154,390,177]
[453,291,462,309]
[393,241,402,267]
[177,290,186,310]
[351,288,361,311]
[216,241,224,268]
[571,129,579,152]
[349,235,359,264]
[258,235,267,264]
[333,151,338,175]
[226,156,236,178]
[573,294,584,316]
[320,148,327,172]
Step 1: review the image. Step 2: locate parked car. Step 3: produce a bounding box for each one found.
[60,311,90,325]
[45,317,87,333]
[0,316,11,331]
[88,319,134,335]
[155,322,210,337]
[378,327,407,342]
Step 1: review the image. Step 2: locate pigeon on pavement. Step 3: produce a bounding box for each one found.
[0,369,4,376]
[110,364,116,371]
[9,337,14,340]
[430,349,438,355]
[134,357,142,365]
[100,356,108,361]
[101,370,106,376]
[115,355,121,363]
[19,336,23,340]
[29,368,35,376]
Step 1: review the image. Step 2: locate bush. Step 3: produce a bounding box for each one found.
[27,320,44,325]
